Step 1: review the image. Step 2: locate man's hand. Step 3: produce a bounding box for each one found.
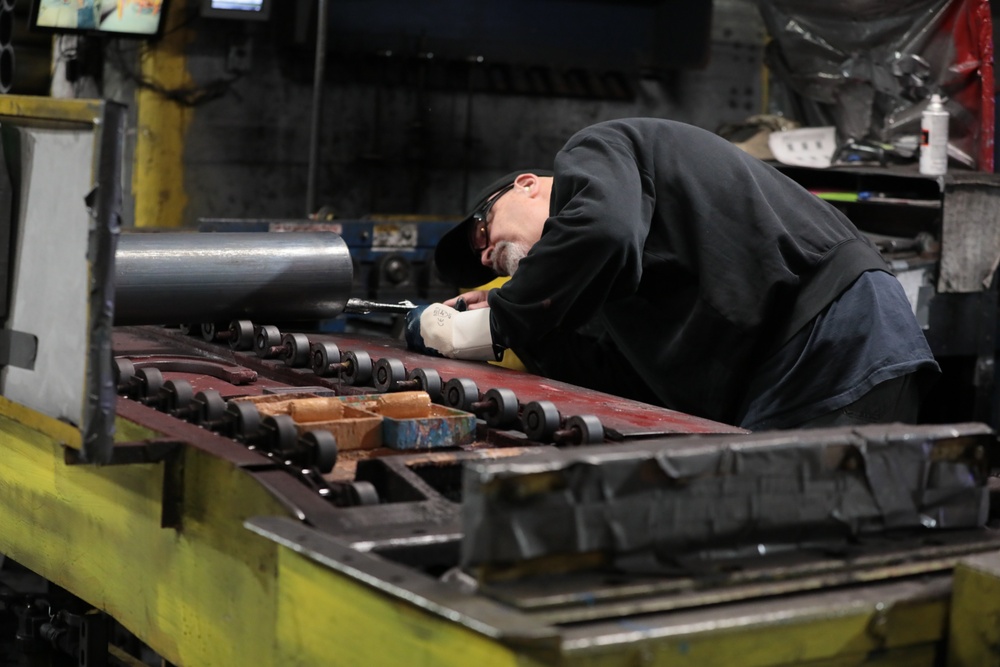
[404,303,495,360]
[444,290,490,311]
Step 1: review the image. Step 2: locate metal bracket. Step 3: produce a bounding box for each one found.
[64,438,182,466]
[0,328,36,370]
[64,439,185,530]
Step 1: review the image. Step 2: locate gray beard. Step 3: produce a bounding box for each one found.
[492,241,529,276]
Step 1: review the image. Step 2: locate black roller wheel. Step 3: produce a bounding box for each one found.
[281,333,311,368]
[565,415,604,445]
[263,414,298,453]
[200,322,220,342]
[346,481,380,506]
[310,342,341,376]
[136,367,163,400]
[226,401,261,441]
[407,368,442,403]
[523,400,560,441]
[254,325,282,359]
[342,351,373,386]
[300,430,338,474]
[443,378,479,411]
[484,387,519,428]
[162,379,194,412]
[228,320,255,350]
[373,357,407,392]
[194,390,226,425]
[113,358,134,389]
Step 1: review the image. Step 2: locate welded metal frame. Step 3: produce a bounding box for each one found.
[109,325,1000,646]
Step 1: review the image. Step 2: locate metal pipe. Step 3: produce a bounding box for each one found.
[305,0,329,215]
[114,232,353,326]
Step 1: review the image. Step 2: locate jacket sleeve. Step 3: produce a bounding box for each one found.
[488,134,653,350]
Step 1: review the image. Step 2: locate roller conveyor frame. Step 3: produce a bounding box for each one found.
[1,321,978,666]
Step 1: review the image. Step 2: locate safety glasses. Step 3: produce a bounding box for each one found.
[468,184,514,252]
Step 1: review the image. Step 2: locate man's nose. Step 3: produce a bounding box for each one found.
[480,246,493,267]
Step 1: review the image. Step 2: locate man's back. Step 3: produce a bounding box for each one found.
[492,118,890,423]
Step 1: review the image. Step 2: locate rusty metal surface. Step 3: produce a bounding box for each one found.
[127,355,258,385]
[114,328,206,356]
[114,326,744,438]
[322,333,745,436]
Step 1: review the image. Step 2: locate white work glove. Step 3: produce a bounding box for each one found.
[418,303,495,360]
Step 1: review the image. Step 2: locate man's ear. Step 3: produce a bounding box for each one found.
[513,173,539,197]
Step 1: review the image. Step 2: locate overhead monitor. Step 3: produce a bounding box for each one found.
[200,0,272,20]
[29,0,171,39]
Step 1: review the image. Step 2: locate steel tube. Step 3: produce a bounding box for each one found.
[114,232,353,326]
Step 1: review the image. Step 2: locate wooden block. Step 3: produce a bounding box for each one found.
[288,397,345,423]
[373,392,432,419]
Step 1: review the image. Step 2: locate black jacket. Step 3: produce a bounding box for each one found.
[487,118,887,424]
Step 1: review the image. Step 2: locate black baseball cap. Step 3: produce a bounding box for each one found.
[434,169,553,287]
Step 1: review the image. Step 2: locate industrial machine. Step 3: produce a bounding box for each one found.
[2,96,1000,667]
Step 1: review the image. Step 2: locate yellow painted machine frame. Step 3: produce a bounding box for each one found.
[0,391,996,666]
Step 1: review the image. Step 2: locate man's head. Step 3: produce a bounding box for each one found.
[435,170,553,287]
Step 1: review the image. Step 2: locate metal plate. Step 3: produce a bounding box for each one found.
[0,96,123,461]
[480,528,1000,625]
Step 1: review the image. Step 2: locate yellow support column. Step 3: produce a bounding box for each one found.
[948,550,1000,667]
[133,0,192,228]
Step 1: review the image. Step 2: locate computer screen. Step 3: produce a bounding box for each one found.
[200,0,271,21]
[29,0,170,38]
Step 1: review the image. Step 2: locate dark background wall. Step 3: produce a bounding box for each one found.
[6,0,1000,226]
[124,0,766,226]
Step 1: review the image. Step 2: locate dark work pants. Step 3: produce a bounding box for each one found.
[791,373,921,429]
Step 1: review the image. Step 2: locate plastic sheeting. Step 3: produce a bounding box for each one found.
[758,0,994,171]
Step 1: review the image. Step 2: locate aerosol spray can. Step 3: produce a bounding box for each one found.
[919,94,949,175]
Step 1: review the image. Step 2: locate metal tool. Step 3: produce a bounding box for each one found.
[343,298,417,315]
